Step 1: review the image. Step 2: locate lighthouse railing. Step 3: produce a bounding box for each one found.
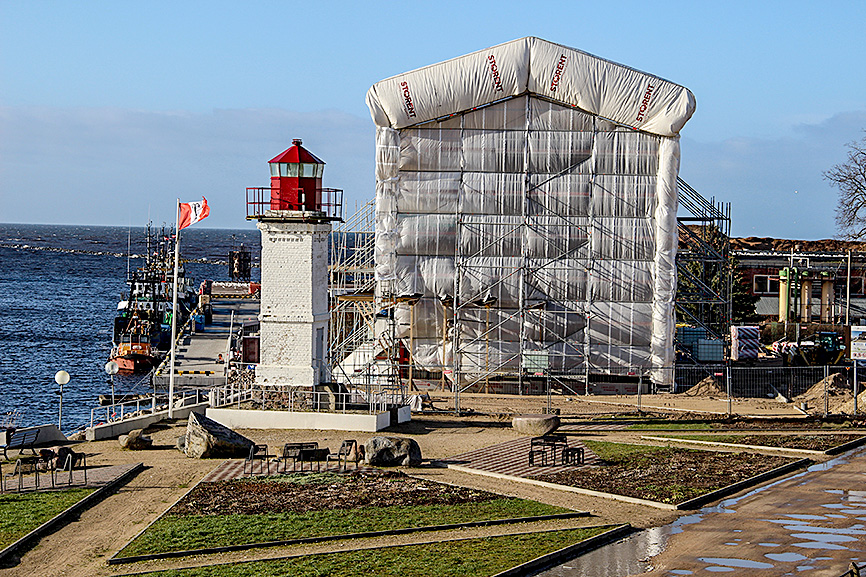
[246,187,343,220]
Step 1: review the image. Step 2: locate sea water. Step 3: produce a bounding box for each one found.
[0,223,260,432]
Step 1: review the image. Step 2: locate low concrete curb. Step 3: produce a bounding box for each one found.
[108,510,592,564]
[110,525,623,577]
[108,459,227,565]
[825,435,866,455]
[490,524,632,577]
[0,462,144,565]
[675,458,811,510]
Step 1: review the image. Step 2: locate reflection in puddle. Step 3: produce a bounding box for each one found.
[536,447,866,576]
[765,552,808,562]
[698,557,774,569]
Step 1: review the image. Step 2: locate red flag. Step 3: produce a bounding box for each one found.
[179,197,210,230]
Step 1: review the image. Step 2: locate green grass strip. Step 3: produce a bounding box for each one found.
[123,527,610,577]
[120,498,570,557]
[0,488,95,549]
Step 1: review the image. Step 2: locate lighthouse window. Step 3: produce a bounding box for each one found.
[302,163,317,178]
[270,163,279,177]
[315,164,324,178]
[278,163,300,177]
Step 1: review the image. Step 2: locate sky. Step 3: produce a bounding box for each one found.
[1,1,865,239]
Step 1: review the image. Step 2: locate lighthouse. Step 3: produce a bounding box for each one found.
[246,139,342,387]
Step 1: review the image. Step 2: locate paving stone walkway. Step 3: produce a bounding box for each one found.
[443,436,600,479]
[201,458,376,482]
[0,462,140,493]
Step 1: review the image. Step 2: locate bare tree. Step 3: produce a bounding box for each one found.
[827,134,866,239]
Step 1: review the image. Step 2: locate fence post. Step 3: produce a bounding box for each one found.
[856,363,860,416]
[637,374,642,414]
[726,365,732,417]
[824,365,829,418]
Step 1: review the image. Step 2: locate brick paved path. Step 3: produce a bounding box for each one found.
[443,436,600,479]
[0,462,140,493]
[201,458,376,483]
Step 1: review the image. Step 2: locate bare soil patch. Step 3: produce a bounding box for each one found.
[663,433,864,452]
[172,470,511,516]
[537,446,794,504]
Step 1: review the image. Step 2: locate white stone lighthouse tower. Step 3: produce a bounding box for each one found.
[246,139,342,387]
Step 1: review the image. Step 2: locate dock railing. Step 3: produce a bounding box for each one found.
[89,390,204,429]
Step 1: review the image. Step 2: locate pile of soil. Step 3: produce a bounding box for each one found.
[796,373,853,414]
[683,376,725,397]
[171,470,506,516]
[538,449,792,504]
[837,390,866,416]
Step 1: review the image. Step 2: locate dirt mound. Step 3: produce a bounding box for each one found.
[683,376,725,397]
[837,390,866,416]
[796,373,853,414]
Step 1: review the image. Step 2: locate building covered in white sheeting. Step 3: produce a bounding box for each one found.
[365,37,696,390]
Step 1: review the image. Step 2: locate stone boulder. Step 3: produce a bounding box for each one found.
[364,436,422,467]
[54,446,80,469]
[512,414,560,436]
[184,411,253,459]
[119,429,153,450]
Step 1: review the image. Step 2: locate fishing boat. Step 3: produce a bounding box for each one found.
[108,225,195,374]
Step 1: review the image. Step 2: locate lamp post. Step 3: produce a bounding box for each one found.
[54,370,70,430]
[105,361,119,407]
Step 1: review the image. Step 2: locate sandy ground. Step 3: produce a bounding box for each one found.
[0,405,852,577]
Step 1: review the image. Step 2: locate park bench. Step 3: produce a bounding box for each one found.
[2,429,39,460]
[276,442,319,473]
[528,434,569,466]
[243,444,273,476]
[326,440,358,471]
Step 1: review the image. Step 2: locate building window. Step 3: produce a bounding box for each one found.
[753,275,780,295]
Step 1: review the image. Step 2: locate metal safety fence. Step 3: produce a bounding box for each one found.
[399,363,865,418]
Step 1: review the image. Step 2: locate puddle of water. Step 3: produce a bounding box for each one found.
[539,446,866,576]
[698,557,774,569]
[790,532,856,543]
[724,542,738,546]
[765,552,809,562]
[792,541,849,550]
[784,525,866,536]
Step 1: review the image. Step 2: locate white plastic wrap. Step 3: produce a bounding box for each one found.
[369,39,692,381]
[367,37,695,137]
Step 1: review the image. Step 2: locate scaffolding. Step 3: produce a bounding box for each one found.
[328,201,403,400]
[675,179,732,346]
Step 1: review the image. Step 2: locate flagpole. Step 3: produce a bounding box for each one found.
[168,199,181,419]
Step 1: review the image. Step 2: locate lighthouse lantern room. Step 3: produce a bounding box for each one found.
[246,139,342,388]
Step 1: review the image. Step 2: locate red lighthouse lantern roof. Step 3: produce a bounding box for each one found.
[268,138,325,165]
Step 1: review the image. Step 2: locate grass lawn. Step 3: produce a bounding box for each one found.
[119,472,571,557]
[0,488,95,549]
[123,527,612,577]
